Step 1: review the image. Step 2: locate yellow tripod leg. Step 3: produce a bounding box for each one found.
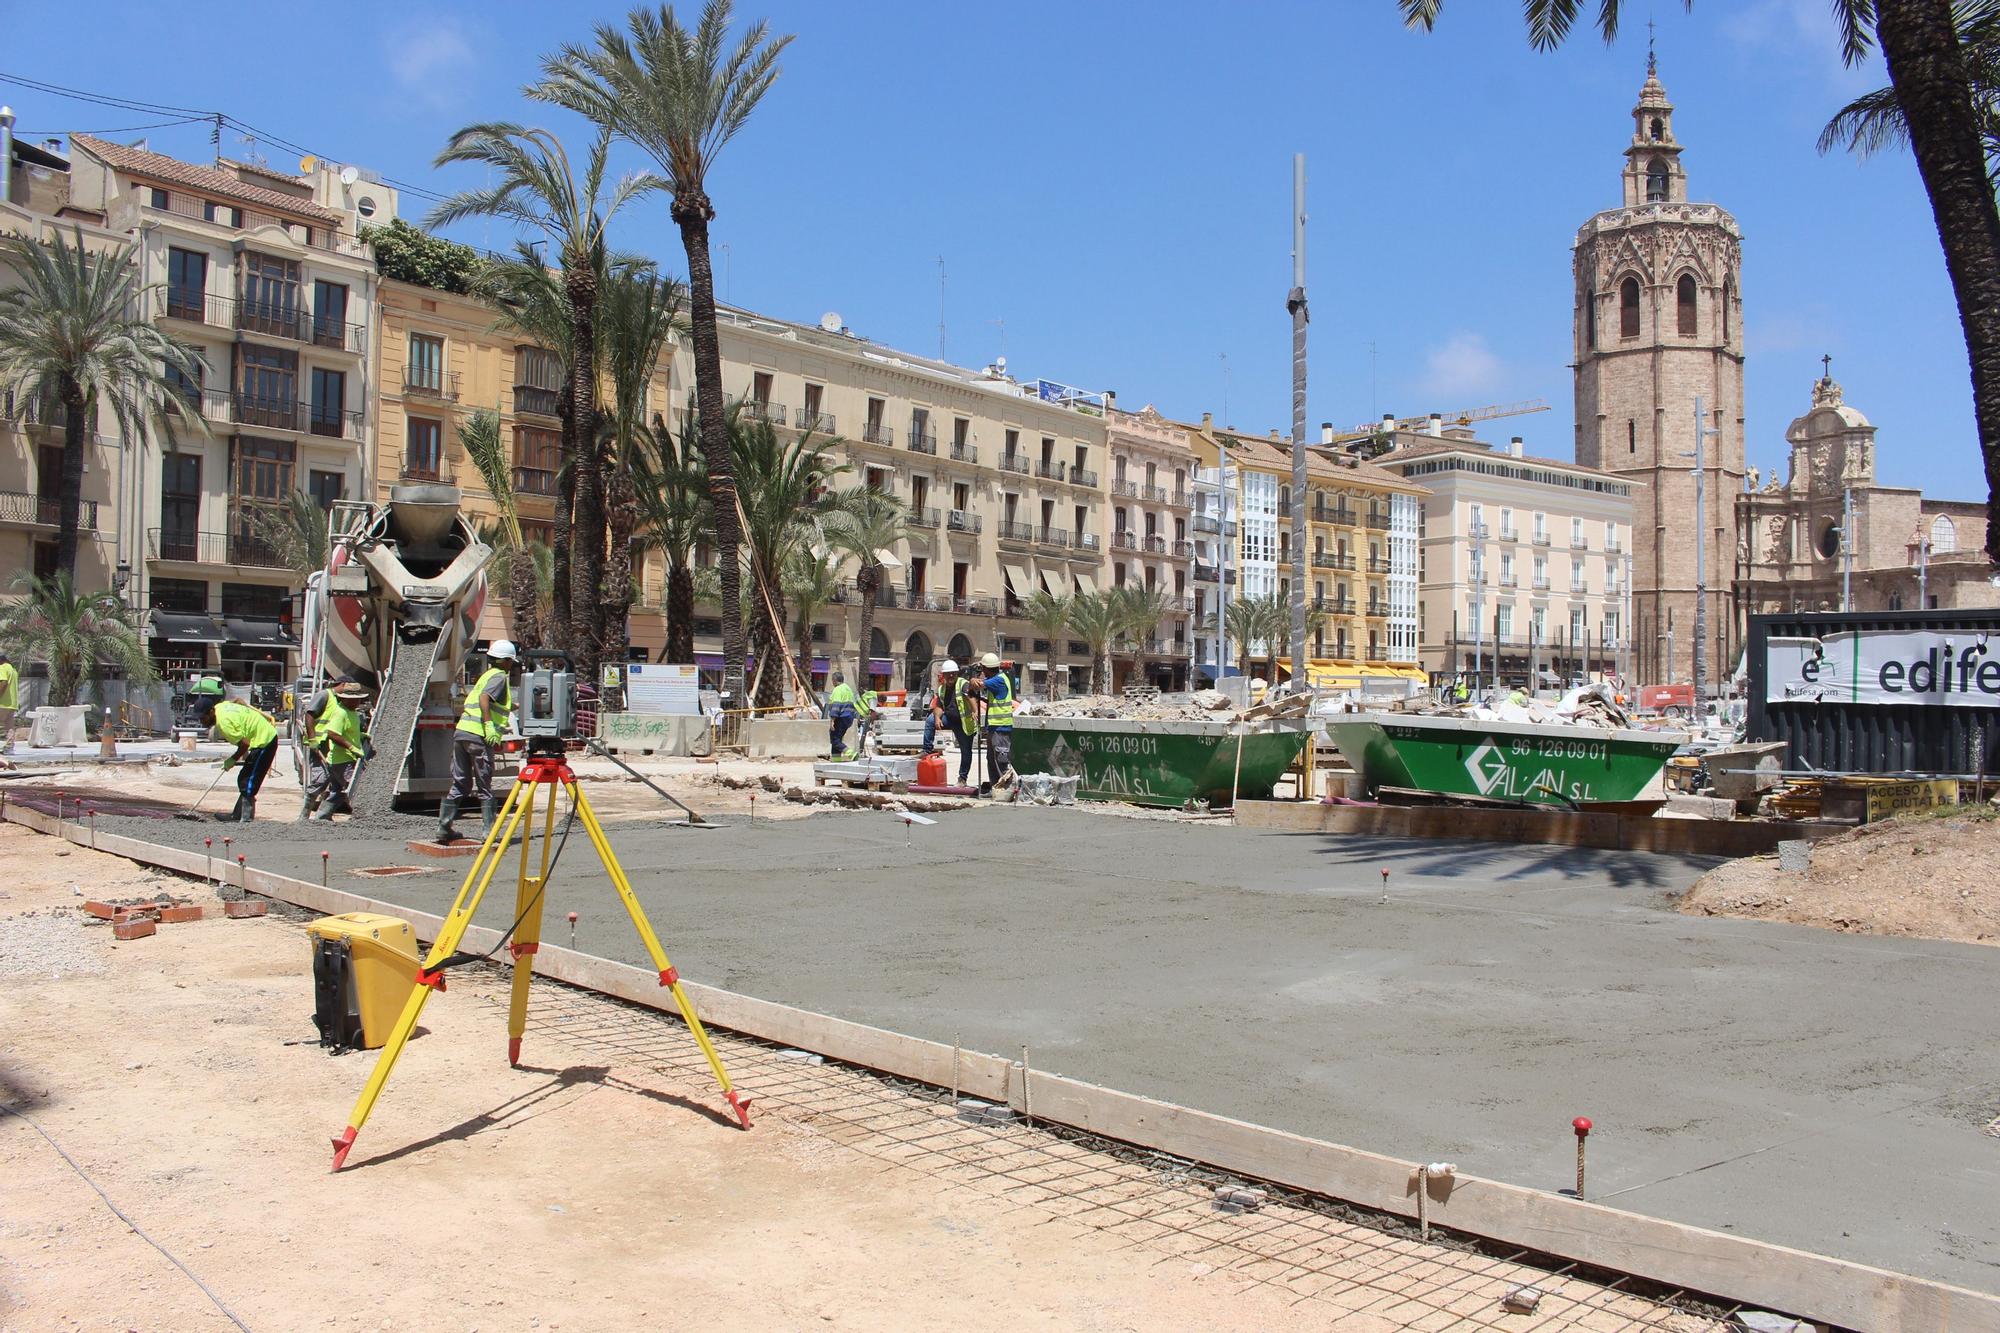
[504,780,559,1067]
[569,781,753,1129]
[330,778,537,1170]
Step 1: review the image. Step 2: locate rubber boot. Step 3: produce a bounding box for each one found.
[214,795,244,822]
[436,798,461,843]
[236,797,256,823]
[311,799,336,821]
[480,797,499,838]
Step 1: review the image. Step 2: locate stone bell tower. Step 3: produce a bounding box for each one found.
[1573,56,1746,688]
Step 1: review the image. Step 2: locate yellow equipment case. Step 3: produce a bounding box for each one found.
[307,913,420,1051]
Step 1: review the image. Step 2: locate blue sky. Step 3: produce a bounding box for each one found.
[3,1,1976,497]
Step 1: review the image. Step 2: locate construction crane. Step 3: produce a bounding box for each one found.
[1340,398,1551,439]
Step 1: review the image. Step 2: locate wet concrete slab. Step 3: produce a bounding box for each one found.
[65,802,2000,1292]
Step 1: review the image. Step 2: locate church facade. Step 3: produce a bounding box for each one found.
[1572,60,1745,690]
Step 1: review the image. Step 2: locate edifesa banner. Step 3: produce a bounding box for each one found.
[1765,630,2000,706]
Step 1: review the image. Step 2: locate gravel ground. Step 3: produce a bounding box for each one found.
[0,908,107,981]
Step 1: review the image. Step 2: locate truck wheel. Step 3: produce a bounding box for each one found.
[1663,705,1685,720]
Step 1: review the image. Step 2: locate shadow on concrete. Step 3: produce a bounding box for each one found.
[1279,831,1718,890]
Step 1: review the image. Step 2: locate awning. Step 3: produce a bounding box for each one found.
[149,611,227,645]
[693,654,834,674]
[1038,568,1067,597]
[223,618,296,648]
[868,658,894,675]
[1074,571,1098,595]
[1002,563,1033,597]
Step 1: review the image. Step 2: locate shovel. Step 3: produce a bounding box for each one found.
[178,762,231,821]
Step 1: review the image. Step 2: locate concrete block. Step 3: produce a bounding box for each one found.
[156,904,204,924]
[112,916,156,941]
[223,900,267,918]
[1777,840,1811,874]
[1663,794,1737,820]
[599,711,710,757]
[745,717,828,759]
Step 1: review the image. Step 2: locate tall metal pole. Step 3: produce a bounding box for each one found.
[1918,535,1930,607]
[1217,432,1230,681]
[1691,396,1716,706]
[1842,485,1855,612]
[1470,517,1486,698]
[1287,154,1309,686]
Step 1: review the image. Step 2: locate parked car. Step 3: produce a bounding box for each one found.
[1638,683,1694,718]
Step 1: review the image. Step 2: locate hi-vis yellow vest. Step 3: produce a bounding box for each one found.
[456,667,512,743]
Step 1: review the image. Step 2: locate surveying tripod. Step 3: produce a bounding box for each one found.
[329,745,751,1171]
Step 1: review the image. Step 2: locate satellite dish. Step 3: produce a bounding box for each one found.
[298,154,318,173]
[339,165,359,186]
[995,355,1007,371]
[818,311,842,333]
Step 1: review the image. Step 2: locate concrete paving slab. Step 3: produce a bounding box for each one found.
[78,802,2000,1292]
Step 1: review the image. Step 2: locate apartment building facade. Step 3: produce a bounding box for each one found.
[1375,429,1640,687]
[1103,404,1195,689]
[0,132,391,685]
[1188,419,1426,683]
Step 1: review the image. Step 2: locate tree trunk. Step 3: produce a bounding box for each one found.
[56,375,87,581]
[665,561,695,663]
[1875,0,2000,564]
[676,206,747,706]
[753,582,788,709]
[1049,643,1061,700]
[856,565,878,690]
[509,547,541,649]
[51,651,80,708]
[551,380,575,654]
[564,262,603,684]
[794,601,817,707]
[601,460,638,671]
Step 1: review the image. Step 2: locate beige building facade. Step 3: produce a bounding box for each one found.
[1376,429,1640,687]
[1104,404,1196,688]
[1573,62,1745,688]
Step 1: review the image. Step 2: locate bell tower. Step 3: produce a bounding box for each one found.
[1573,57,1745,688]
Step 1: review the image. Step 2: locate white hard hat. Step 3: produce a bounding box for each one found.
[981,652,1001,669]
[939,659,960,674]
[487,639,518,661]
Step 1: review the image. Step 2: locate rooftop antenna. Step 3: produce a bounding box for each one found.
[1220,352,1231,426]
[937,256,947,361]
[720,242,732,304]
[989,316,1006,362]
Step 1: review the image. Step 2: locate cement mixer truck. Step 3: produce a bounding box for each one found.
[297,483,495,810]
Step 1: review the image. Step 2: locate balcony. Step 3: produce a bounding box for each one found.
[1142,535,1167,555]
[1365,513,1391,531]
[1071,467,1099,488]
[861,421,895,447]
[1531,576,1551,591]
[907,428,938,456]
[946,509,983,534]
[1571,536,1589,550]
[1496,527,1518,542]
[513,384,560,418]
[1532,532,1551,546]
[948,439,978,464]
[1499,573,1519,588]
[1192,514,1221,535]
[1112,478,1138,498]
[796,408,837,433]
[1035,526,1071,548]
[954,596,998,615]
[1606,537,1624,554]
[1316,504,1356,525]
[998,519,1034,543]
[1141,484,1168,503]
[513,465,558,497]
[1329,598,1357,615]
[405,371,461,403]
[999,453,1031,476]
[0,491,96,529]
[1171,539,1192,558]
[1074,532,1101,553]
[907,506,941,530]
[1312,552,1357,571]
[1113,530,1136,550]
[1277,500,1291,519]
[1367,556,1393,573]
[1366,603,1389,619]
[1034,461,1066,482]
[1169,489,1190,508]
[147,527,288,569]
[227,392,365,440]
[743,400,787,425]
[400,460,449,483]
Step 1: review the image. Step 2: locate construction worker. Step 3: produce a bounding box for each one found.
[200,692,279,822]
[923,660,963,755]
[826,670,859,758]
[977,651,1015,793]
[0,649,16,754]
[303,675,370,821]
[439,640,518,843]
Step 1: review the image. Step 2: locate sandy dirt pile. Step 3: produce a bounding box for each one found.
[1018,690,1238,721]
[1680,808,2000,945]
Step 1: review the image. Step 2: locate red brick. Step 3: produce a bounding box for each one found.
[223,900,267,919]
[405,837,483,859]
[157,905,204,924]
[83,901,119,920]
[112,916,156,941]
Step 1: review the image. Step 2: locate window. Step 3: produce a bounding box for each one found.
[1677,275,1697,337]
[1499,507,1512,536]
[1649,116,1664,142]
[866,467,890,493]
[164,359,204,417]
[149,187,169,210]
[405,418,444,480]
[1004,428,1019,460]
[221,583,287,619]
[239,252,299,334]
[1570,607,1586,643]
[149,577,208,613]
[1534,553,1547,585]
[237,344,297,426]
[1645,157,1668,202]
[514,426,560,495]
[953,417,969,449]
[233,436,295,506]
[310,368,346,437]
[1497,605,1514,638]
[803,383,824,426]
[909,556,927,596]
[407,333,444,392]
[911,407,931,446]
[953,562,969,600]
[1627,419,1637,454]
[203,200,240,227]
[1722,277,1733,342]
[1931,514,1958,554]
[1571,516,1585,547]
[312,281,349,348]
[308,469,344,512]
[1583,289,1595,348]
[166,247,206,321]
[1604,610,1621,642]
[1533,512,1547,540]
[952,482,969,511]
[1570,556,1586,590]
[751,371,774,406]
[159,454,201,558]
[1531,607,1546,642]
[1620,278,1640,338]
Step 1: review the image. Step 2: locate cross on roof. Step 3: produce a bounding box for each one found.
[1822,353,1833,380]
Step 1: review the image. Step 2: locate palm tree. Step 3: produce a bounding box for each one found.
[597,266,685,668]
[1820,3,2000,182]
[458,408,545,648]
[243,490,335,582]
[731,409,846,706]
[782,546,841,705]
[1399,0,2000,563]
[821,487,908,689]
[0,228,206,579]
[0,573,156,707]
[1115,586,1177,687]
[1021,590,1073,699]
[533,0,795,706]
[428,125,661,683]
[1065,590,1127,695]
[634,408,708,662]
[1215,593,1283,681]
[477,248,577,643]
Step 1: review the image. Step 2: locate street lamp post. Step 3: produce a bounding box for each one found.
[1684,396,1720,706]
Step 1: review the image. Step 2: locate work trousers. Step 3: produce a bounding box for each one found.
[828,708,855,757]
[986,727,1012,779]
[306,750,355,812]
[0,704,13,750]
[238,740,279,799]
[447,733,495,802]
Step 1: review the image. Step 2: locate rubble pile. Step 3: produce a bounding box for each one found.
[1017,691,1241,722]
[1420,683,1634,730]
